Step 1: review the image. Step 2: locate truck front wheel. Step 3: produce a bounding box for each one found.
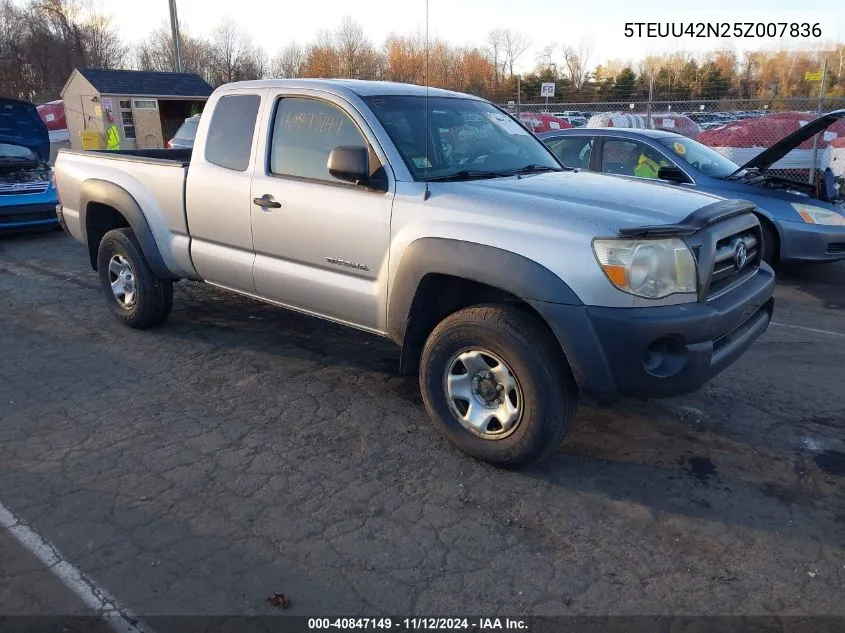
[96,228,173,329]
[419,304,577,468]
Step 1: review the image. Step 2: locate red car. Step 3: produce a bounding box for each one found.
[519,112,573,134]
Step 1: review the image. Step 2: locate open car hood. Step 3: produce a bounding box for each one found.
[728,109,845,178]
[0,97,51,163]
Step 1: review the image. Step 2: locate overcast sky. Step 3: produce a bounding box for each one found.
[105,0,841,71]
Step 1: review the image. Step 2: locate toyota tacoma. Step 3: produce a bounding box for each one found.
[53,79,775,467]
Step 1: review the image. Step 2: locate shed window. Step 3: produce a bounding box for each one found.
[119,101,136,140]
[133,99,158,110]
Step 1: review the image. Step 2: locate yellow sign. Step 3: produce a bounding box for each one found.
[94,104,102,117]
[805,71,823,81]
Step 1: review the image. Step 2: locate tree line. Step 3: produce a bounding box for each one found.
[2,0,843,105]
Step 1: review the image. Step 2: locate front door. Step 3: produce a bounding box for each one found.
[250,93,395,333]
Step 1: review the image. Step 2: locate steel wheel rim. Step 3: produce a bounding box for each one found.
[107,254,136,309]
[443,347,523,439]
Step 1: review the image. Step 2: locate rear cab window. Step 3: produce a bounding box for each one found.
[204,95,261,171]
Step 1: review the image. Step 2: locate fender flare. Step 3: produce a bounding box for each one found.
[78,179,176,280]
[387,237,583,345]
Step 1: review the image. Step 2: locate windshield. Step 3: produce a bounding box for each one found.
[175,118,199,140]
[656,136,741,179]
[0,143,38,162]
[362,95,560,180]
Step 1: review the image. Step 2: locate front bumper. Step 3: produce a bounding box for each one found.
[777,218,845,262]
[529,265,775,399]
[0,202,59,230]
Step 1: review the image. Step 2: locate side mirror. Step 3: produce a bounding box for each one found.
[327,146,369,185]
[657,165,689,184]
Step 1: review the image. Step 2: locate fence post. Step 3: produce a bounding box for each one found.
[809,58,828,186]
[646,72,654,128]
[516,75,521,116]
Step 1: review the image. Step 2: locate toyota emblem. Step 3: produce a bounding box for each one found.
[734,242,749,271]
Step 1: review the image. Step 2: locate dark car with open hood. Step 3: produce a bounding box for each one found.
[539,110,845,264]
[0,97,60,232]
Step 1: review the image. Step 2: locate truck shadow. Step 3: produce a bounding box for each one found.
[160,281,844,544]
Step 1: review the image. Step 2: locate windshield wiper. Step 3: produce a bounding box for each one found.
[503,164,567,176]
[424,169,506,182]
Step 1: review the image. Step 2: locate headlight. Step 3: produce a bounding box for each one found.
[593,237,697,299]
[792,203,845,226]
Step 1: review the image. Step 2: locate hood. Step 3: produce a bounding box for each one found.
[0,98,51,163]
[729,109,845,177]
[452,170,726,232]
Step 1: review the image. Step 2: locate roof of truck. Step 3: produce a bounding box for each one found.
[217,79,483,101]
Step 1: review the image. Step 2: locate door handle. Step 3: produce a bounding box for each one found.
[253,195,281,209]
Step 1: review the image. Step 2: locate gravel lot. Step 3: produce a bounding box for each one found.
[1,229,844,618]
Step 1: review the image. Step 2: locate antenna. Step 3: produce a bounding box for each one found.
[423,0,431,201]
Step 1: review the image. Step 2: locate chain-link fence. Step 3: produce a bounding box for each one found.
[500,97,845,185]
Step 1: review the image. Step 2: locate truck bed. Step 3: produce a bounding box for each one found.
[54,147,197,279]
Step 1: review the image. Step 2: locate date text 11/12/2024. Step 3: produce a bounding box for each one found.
[307,618,529,630]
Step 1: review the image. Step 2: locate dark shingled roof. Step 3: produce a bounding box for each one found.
[78,68,213,98]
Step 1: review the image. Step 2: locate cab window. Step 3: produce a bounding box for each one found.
[204,95,260,172]
[270,97,372,182]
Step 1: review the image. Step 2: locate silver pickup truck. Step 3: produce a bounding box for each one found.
[54,79,775,467]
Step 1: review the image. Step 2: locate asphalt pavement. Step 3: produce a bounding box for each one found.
[1,230,844,619]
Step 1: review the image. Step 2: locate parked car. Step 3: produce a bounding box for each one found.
[167,114,200,149]
[551,113,588,127]
[53,79,774,467]
[518,112,572,133]
[0,97,60,231]
[585,111,702,139]
[538,112,845,264]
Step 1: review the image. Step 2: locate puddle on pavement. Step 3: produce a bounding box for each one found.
[813,450,845,476]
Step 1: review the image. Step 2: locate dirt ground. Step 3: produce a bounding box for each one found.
[1,230,843,617]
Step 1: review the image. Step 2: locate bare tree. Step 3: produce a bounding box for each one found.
[208,18,258,85]
[502,29,530,77]
[271,42,305,78]
[135,21,212,82]
[562,37,593,89]
[537,43,557,75]
[81,13,126,68]
[334,16,377,78]
[486,28,505,85]
[834,44,845,83]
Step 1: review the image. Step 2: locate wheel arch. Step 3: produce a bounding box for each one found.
[78,179,176,280]
[387,238,583,375]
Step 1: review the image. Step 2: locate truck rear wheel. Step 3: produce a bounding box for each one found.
[419,304,577,468]
[96,228,173,329]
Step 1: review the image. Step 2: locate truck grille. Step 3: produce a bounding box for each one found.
[707,227,761,300]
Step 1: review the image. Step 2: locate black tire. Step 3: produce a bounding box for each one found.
[96,228,173,329]
[760,219,779,266]
[419,304,578,468]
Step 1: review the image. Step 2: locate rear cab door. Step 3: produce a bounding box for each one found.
[249,88,396,333]
[185,88,269,293]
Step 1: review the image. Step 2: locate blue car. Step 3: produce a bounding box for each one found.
[0,97,60,231]
[538,111,845,264]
